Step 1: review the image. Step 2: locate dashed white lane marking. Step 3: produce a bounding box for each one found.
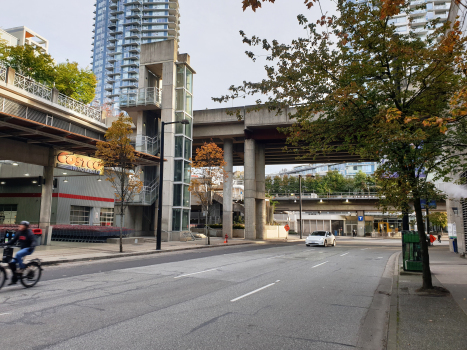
[174,268,217,279]
[231,280,280,302]
[361,248,369,250]
[312,261,328,268]
[0,313,11,316]
[340,252,349,257]
[267,254,286,259]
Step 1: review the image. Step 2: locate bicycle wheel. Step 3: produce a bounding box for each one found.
[0,266,6,290]
[20,262,42,288]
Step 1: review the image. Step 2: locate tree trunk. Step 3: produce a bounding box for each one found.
[120,211,124,253]
[413,196,433,289]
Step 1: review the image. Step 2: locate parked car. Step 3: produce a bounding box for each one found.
[305,231,336,247]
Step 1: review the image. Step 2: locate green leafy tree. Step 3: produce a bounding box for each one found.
[217,0,467,290]
[428,212,448,233]
[54,61,97,104]
[0,42,55,84]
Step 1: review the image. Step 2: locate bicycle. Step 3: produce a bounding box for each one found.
[0,247,42,289]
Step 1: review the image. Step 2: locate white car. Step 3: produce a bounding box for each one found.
[305,231,336,247]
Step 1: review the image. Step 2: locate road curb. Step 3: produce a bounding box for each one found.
[356,251,400,350]
[387,252,401,350]
[39,242,256,266]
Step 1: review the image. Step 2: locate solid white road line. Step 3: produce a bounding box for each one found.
[312,261,328,268]
[361,248,369,250]
[0,313,11,316]
[174,268,218,279]
[340,252,349,257]
[231,280,280,302]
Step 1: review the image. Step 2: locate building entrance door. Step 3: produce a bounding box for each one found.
[346,223,357,236]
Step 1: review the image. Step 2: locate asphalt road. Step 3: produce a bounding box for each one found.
[0,240,400,350]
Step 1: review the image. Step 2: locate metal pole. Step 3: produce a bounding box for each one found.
[156,122,165,250]
[299,175,303,239]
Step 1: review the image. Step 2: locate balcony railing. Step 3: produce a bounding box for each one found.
[13,72,53,100]
[119,87,161,108]
[57,93,101,122]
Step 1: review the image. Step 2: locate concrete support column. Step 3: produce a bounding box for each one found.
[5,67,15,84]
[222,139,233,239]
[159,61,176,241]
[244,139,256,240]
[255,143,266,240]
[39,149,54,245]
[357,210,365,237]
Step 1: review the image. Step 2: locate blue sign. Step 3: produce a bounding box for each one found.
[358,216,364,221]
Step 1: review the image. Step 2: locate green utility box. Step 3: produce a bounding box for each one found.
[402,231,423,272]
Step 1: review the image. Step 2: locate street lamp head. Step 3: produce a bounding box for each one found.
[180,119,189,125]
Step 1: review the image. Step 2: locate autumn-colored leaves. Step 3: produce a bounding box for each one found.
[242,0,315,12]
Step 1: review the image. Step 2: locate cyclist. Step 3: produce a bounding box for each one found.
[3,221,36,285]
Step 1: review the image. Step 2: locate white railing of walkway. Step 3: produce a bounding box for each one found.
[0,63,6,82]
[2,67,102,123]
[13,72,52,101]
[271,192,380,199]
[57,93,101,122]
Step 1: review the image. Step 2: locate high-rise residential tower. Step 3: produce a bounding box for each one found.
[349,0,451,39]
[91,0,180,107]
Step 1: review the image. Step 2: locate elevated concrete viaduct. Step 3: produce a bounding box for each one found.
[192,105,371,240]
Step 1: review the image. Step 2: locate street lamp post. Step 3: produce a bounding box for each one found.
[299,175,303,239]
[156,119,189,251]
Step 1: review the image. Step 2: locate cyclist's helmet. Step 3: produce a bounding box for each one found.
[20,221,30,227]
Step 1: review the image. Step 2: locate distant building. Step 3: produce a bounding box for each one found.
[279,162,378,178]
[349,0,452,42]
[1,26,49,53]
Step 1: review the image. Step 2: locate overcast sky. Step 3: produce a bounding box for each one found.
[0,0,336,173]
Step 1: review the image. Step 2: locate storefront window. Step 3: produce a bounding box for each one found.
[100,208,114,226]
[70,206,91,225]
[0,204,17,224]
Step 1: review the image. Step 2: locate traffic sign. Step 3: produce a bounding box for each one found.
[284,224,290,232]
[358,216,364,221]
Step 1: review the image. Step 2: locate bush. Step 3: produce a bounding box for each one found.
[208,224,222,228]
[233,224,245,229]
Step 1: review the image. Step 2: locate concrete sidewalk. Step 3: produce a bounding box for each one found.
[388,245,467,350]
[26,238,258,265]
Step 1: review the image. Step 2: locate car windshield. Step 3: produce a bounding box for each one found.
[310,231,326,236]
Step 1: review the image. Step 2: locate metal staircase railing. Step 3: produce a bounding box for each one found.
[122,178,159,206]
[131,135,160,156]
